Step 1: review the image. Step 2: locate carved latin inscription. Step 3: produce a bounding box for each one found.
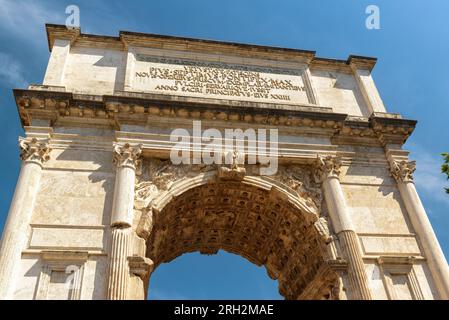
[133,56,309,104]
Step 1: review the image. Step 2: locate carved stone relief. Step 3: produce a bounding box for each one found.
[135,158,322,213]
[133,158,339,299]
[390,160,416,183]
[19,137,51,164]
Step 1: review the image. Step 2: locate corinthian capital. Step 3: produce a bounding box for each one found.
[390,160,416,183]
[19,137,51,165]
[313,155,342,183]
[113,143,142,170]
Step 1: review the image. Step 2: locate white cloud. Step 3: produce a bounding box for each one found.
[0,0,63,45]
[407,142,449,209]
[0,52,28,88]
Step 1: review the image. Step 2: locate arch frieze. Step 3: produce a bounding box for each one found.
[135,158,323,213]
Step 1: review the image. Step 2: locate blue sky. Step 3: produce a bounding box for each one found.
[0,0,448,300]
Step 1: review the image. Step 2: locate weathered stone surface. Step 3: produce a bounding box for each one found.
[29,227,107,250]
[145,179,334,300]
[0,24,446,300]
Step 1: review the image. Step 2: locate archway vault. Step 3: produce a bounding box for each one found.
[139,170,342,300]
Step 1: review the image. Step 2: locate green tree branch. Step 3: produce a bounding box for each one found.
[442,153,449,194]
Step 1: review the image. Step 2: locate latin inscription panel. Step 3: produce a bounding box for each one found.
[132,55,310,105]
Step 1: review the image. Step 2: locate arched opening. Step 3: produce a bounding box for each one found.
[144,178,339,300]
[148,251,282,299]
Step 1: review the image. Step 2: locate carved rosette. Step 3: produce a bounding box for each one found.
[313,155,342,183]
[390,160,416,183]
[113,143,142,171]
[19,137,51,165]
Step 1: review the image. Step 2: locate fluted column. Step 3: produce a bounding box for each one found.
[314,155,372,300]
[390,159,449,299]
[108,228,131,300]
[107,143,142,300]
[0,138,51,299]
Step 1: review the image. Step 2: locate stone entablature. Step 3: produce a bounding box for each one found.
[0,24,448,300]
[14,89,416,152]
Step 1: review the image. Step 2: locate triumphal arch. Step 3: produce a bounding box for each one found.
[0,24,448,300]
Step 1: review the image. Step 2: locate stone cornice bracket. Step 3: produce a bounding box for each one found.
[128,256,154,279]
[347,55,377,72]
[370,114,416,147]
[113,143,143,172]
[46,24,80,51]
[390,160,416,183]
[19,137,51,165]
[313,155,342,183]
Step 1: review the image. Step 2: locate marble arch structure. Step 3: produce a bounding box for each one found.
[0,24,449,300]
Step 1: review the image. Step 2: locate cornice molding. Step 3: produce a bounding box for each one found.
[14,88,416,147]
[370,113,417,146]
[45,24,377,69]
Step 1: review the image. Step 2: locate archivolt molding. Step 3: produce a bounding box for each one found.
[135,158,322,214]
[131,158,342,299]
[134,158,330,244]
[145,179,337,299]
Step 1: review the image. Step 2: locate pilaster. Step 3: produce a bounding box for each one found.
[349,56,386,114]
